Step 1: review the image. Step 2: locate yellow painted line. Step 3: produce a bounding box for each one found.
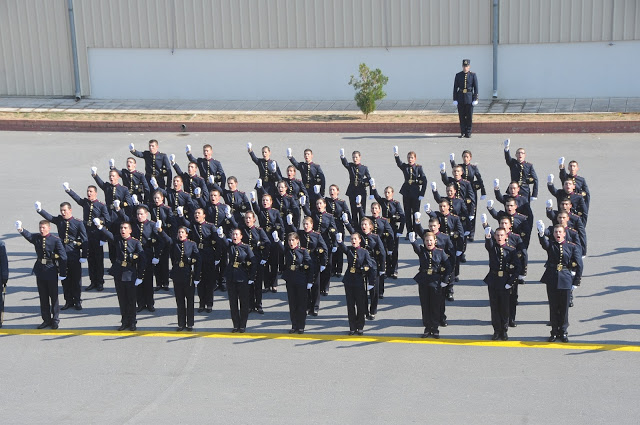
[1,328,638,352]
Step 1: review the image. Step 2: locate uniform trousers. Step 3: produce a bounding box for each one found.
[137,260,155,308]
[227,280,251,329]
[174,277,195,327]
[63,258,82,305]
[403,196,420,233]
[344,283,366,331]
[87,233,104,285]
[547,285,570,336]
[457,103,474,136]
[509,283,519,322]
[488,285,509,334]
[37,277,59,324]
[418,282,442,332]
[198,253,216,308]
[285,281,308,330]
[250,264,265,310]
[154,251,170,288]
[115,278,137,326]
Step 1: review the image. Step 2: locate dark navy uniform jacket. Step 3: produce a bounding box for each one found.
[395,156,427,198]
[339,244,377,286]
[433,191,470,224]
[100,229,145,282]
[221,240,257,283]
[325,196,351,234]
[301,206,337,250]
[206,183,251,222]
[547,183,588,225]
[297,230,329,270]
[340,157,371,197]
[20,230,67,280]
[289,156,326,196]
[284,177,309,202]
[450,160,486,196]
[559,168,591,210]
[483,238,521,288]
[67,189,110,231]
[150,203,177,237]
[370,188,405,234]
[539,236,583,290]
[453,71,478,104]
[123,218,166,263]
[488,209,529,242]
[173,163,208,198]
[93,174,134,211]
[546,209,587,255]
[504,151,539,198]
[168,238,202,282]
[112,168,150,203]
[238,224,271,261]
[344,223,386,273]
[415,225,456,271]
[160,188,195,218]
[38,209,88,260]
[411,242,451,287]
[427,211,465,251]
[440,175,476,210]
[249,151,282,194]
[131,150,172,188]
[494,190,533,224]
[276,244,313,285]
[251,203,285,242]
[187,152,226,188]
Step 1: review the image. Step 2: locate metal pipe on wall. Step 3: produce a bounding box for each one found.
[67,0,82,100]
[492,0,499,98]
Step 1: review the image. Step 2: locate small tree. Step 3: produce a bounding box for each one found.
[348,63,389,119]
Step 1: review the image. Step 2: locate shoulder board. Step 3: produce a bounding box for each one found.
[130,237,140,242]
[381,217,390,222]
[566,241,578,247]
[299,246,307,251]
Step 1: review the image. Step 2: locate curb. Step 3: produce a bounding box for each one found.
[1,119,639,133]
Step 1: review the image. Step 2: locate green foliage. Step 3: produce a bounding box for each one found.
[348,63,389,119]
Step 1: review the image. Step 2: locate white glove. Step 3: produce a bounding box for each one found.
[331,246,337,253]
[215,260,220,266]
[131,195,139,206]
[63,182,70,192]
[379,271,384,276]
[93,218,102,228]
[472,100,478,106]
[208,175,215,184]
[90,166,97,176]
[408,232,416,243]
[59,276,66,281]
[518,275,526,281]
[487,200,494,209]
[531,197,537,201]
[15,220,22,231]
[286,147,292,157]
[150,177,158,190]
[248,280,254,285]
[286,214,293,225]
[256,178,262,188]
[79,258,87,264]
[368,194,375,200]
[481,213,488,224]
[414,212,421,222]
[393,146,399,155]
[536,220,545,235]
[272,231,279,242]
[369,177,375,188]
[504,139,510,151]
[548,174,554,184]
[355,195,362,204]
[99,240,106,246]
[269,161,277,173]
[224,205,231,218]
[246,142,252,151]
[452,100,458,106]
[194,281,200,286]
[177,206,184,217]
[505,284,512,289]
[314,185,320,194]
[480,195,486,200]
[464,231,470,236]
[34,201,42,212]
[449,153,455,162]
[546,199,553,209]
[155,220,162,229]
[339,148,345,158]
[151,258,160,265]
[418,196,424,201]
[109,158,115,168]
[260,260,267,265]
[571,284,578,290]
[430,182,437,191]
[194,187,201,197]
[185,144,191,153]
[336,233,343,244]
[217,227,224,238]
[320,265,326,272]
[456,251,462,257]
[439,162,446,173]
[469,215,475,221]
[306,283,313,290]
[440,282,448,288]
[341,213,349,223]
[367,285,374,290]
[493,178,499,189]
[134,278,143,286]
[250,191,256,203]
[169,154,175,164]
[558,157,565,166]
[396,233,402,238]
[299,195,307,206]
[113,199,121,209]
[129,143,135,151]
[484,226,492,236]
[424,204,431,213]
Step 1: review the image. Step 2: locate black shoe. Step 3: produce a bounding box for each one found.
[148,306,156,312]
[129,324,137,331]
[320,291,328,296]
[219,284,227,292]
[61,303,73,311]
[468,237,474,242]
[366,314,375,320]
[239,328,246,333]
[270,287,277,293]
[50,322,59,330]
[561,334,569,343]
[37,321,50,329]
[288,329,296,334]
[446,293,454,302]
[205,307,212,313]
[74,303,82,311]
[546,321,551,326]
[348,330,355,336]
[197,306,205,313]
[97,284,104,291]
[379,294,384,299]
[509,320,517,327]
[422,328,430,338]
[356,330,364,336]
[117,324,128,331]
[154,286,162,292]
[501,333,508,341]
[432,332,440,339]
[256,308,264,314]
[440,319,448,327]
[298,329,304,334]
[491,333,500,340]
[262,288,269,293]
[86,283,97,291]
[177,326,185,332]
[231,328,239,333]
[391,273,398,279]
[464,134,471,138]
[162,286,169,291]
[454,276,459,282]
[569,300,574,307]
[311,311,318,317]
[185,326,193,332]
[548,334,557,342]
[137,306,145,313]
[335,273,342,278]
[459,254,467,263]
[458,134,464,138]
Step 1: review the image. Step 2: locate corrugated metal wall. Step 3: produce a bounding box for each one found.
[1,0,638,96]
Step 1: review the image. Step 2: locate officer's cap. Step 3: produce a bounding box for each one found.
[462,59,470,66]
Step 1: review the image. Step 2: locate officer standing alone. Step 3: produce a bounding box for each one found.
[453,59,479,138]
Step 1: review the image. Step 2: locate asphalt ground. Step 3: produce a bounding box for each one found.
[0,131,638,424]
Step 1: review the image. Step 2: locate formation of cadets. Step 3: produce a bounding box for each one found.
[11,138,589,342]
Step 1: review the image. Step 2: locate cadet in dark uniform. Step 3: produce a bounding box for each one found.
[409,231,452,338]
[297,216,328,316]
[503,140,539,202]
[65,183,109,291]
[536,221,583,342]
[96,220,145,331]
[340,149,372,225]
[221,228,257,333]
[35,201,88,311]
[547,175,588,227]
[369,183,405,279]
[251,192,285,293]
[450,150,487,240]
[283,165,310,209]
[206,176,252,225]
[150,190,176,291]
[273,232,313,334]
[393,148,426,235]
[493,179,534,246]
[130,139,172,190]
[336,232,376,335]
[109,157,150,205]
[452,58,479,138]
[546,198,587,256]
[170,158,208,200]
[247,143,282,197]
[288,148,326,206]
[301,198,338,298]
[186,144,226,189]
[559,158,590,211]
[0,241,7,328]
[483,226,521,341]
[325,184,351,279]
[16,220,67,329]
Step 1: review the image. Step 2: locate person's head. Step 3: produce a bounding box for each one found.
[453,165,463,180]
[384,186,394,200]
[505,199,518,215]
[350,232,361,248]
[227,176,238,191]
[109,170,119,185]
[153,190,164,206]
[370,202,381,217]
[423,231,436,250]
[173,175,183,191]
[462,59,470,72]
[244,211,256,227]
[286,165,297,179]
[439,199,450,215]
[210,188,221,204]
[262,194,272,209]
[329,184,339,199]
[203,144,213,160]
[287,232,299,249]
[461,150,472,165]
[560,199,572,213]
[352,151,361,165]
[446,183,457,198]
[494,228,507,245]
[177,226,188,242]
[261,146,271,160]
[407,151,416,166]
[568,160,579,176]
[303,149,313,163]
[126,157,137,172]
[557,211,570,227]
[428,218,440,233]
[39,220,51,237]
[499,216,512,232]
[563,179,575,194]
[277,181,288,196]
[516,148,526,163]
[120,222,132,239]
[508,181,520,196]
[194,208,205,223]
[231,229,243,245]
[316,198,326,213]
[360,217,373,234]
[87,185,98,201]
[136,206,148,222]
[553,224,566,243]
[59,202,73,219]
[303,216,314,232]
[187,162,198,177]
[148,139,159,154]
